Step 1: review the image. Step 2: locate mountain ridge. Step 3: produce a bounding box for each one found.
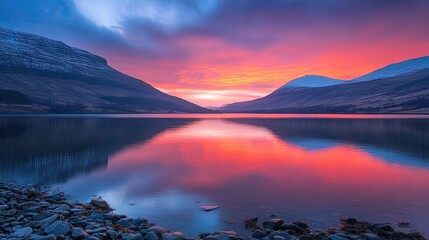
[221,57,429,113]
[0,28,211,113]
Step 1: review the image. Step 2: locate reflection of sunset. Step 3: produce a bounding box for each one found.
[47,118,429,235]
[109,120,429,197]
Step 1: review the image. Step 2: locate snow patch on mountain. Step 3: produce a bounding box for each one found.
[279,75,345,89]
[349,56,429,83]
[0,27,108,75]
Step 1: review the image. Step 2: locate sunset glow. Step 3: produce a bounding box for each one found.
[1,0,429,106]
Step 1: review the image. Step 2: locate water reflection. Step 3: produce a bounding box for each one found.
[0,117,195,183]
[0,116,428,236]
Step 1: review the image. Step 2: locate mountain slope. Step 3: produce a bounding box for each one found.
[0,28,210,113]
[349,56,429,83]
[220,67,429,113]
[279,75,344,89]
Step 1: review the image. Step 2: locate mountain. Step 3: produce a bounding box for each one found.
[0,28,210,113]
[220,57,429,113]
[279,75,344,89]
[349,56,429,83]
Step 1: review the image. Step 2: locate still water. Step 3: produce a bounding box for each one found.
[1,114,429,236]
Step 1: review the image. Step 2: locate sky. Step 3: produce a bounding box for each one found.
[1,0,429,107]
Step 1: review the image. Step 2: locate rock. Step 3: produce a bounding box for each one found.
[147,226,167,236]
[33,211,56,221]
[163,232,186,240]
[145,231,159,240]
[344,218,358,224]
[281,224,305,234]
[36,213,58,228]
[267,231,293,240]
[70,217,86,227]
[18,201,39,210]
[273,236,286,240]
[292,222,309,230]
[252,230,267,239]
[26,206,41,213]
[28,234,57,240]
[46,192,65,202]
[11,227,33,238]
[299,236,316,240]
[215,231,237,236]
[86,227,108,234]
[44,220,70,236]
[0,209,17,216]
[90,197,111,210]
[122,233,144,240]
[371,224,394,232]
[71,227,89,239]
[328,234,350,240]
[263,219,285,230]
[107,230,118,239]
[361,233,381,240]
[200,205,220,211]
[53,204,71,212]
[117,217,134,228]
[85,237,101,240]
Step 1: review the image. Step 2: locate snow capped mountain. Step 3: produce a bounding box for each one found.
[220,56,429,113]
[279,75,345,89]
[349,56,429,83]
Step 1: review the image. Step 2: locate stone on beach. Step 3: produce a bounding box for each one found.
[11,226,33,238]
[252,229,267,239]
[263,218,284,230]
[90,197,111,210]
[0,182,427,240]
[71,227,89,239]
[44,220,71,236]
[145,231,159,240]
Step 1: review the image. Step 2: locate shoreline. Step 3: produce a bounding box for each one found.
[0,182,426,240]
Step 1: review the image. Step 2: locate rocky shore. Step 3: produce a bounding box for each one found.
[0,182,426,240]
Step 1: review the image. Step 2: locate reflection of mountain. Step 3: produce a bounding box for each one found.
[0,117,194,184]
[227,118,429,164]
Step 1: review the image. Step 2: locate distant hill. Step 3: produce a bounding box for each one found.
[278,75,344,89]
[220,57,429,113]
[0,28,211,113]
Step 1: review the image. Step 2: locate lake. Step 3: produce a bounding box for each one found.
[1,114,429,236]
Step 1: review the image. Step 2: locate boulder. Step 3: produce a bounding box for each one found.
[117,217,134,228]
[90,197,111,210]
[44,220,70,236]
[281,224,305,234]
[252,230,267,239]
[263,219,284,230]
[71,227,89,240]
[11,227,33,238]
[145,231,159,240]
[107,230,118,239]
[267,231,293,240]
